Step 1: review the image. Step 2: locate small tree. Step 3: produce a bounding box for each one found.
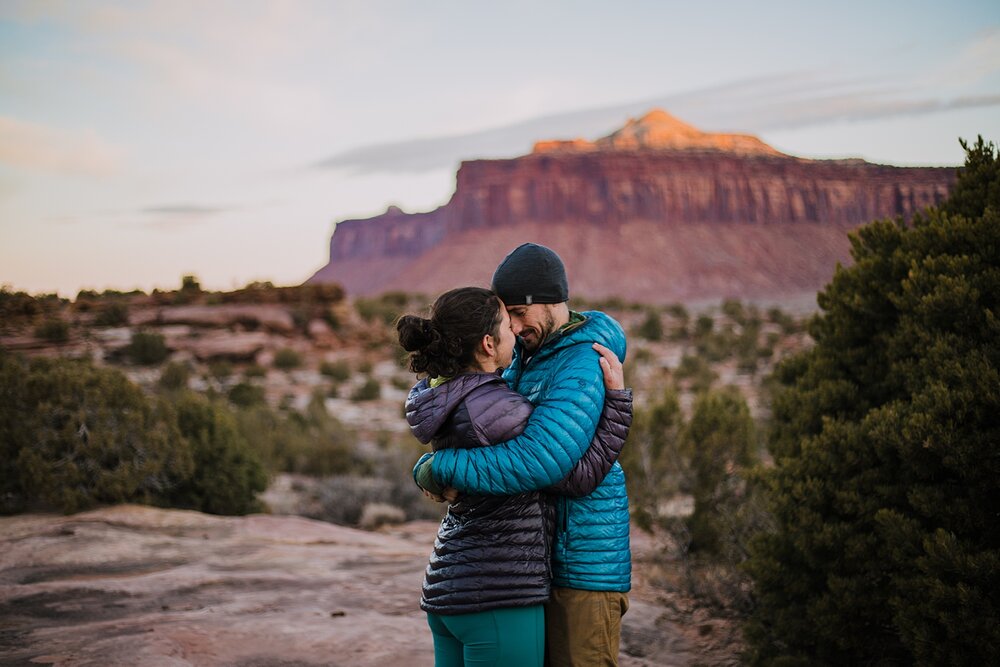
[34,319,69,343]
[273,347,302,370]
[351,377,381,401]
[128,331,169,365]
[621,385,683,529]
[745,137,1000,665]
[635,308,664,341]
[679,388,757,554]
[167,392,267,515]
[0,353,193,513]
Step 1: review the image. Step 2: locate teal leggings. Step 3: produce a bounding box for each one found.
[426,605,544,667]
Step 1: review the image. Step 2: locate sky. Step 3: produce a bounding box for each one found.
[2,0,999,297]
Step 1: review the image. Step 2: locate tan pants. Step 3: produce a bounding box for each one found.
[544,587,630,667]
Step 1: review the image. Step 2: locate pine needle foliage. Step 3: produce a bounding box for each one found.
[744,138,1000,666]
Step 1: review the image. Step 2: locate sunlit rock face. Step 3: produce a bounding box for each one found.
[309,110,955,304]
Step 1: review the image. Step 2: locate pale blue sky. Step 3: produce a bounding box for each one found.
[2,0,999,296]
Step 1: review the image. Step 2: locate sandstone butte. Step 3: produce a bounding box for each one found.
[308,109,956,306]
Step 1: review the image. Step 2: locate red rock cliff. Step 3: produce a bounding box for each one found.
[309,110,955,304]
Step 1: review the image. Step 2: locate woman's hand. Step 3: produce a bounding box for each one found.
[593,342,625,390]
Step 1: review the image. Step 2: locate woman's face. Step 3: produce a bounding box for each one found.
[493,302,517,369]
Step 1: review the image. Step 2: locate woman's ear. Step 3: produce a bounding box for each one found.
[480,333,496,358]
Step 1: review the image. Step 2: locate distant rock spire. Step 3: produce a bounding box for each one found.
[596,108,784,156]
[532,108,784,157]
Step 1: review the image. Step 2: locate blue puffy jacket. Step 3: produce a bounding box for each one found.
[432,310,631,592]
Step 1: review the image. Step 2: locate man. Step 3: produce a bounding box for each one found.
[420,243,631,666]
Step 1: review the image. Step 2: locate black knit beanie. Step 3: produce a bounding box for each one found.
[491,243,569,305]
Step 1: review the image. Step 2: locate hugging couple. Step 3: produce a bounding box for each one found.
[397,243,633,667]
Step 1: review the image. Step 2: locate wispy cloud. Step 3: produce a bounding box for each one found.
[0,116,122,175]
[312,72,1000,174]
[136,202,233,230]
[141,204,228,216]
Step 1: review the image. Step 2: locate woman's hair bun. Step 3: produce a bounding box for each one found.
[397,315,434,352]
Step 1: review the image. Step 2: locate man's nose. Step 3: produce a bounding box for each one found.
[510,319,523,335]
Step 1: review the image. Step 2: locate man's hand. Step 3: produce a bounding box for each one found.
[593,342,624,390]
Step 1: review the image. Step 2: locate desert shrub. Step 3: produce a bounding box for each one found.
[766,307,798,334]
[228,382,265,407]
[621,385,684,530]
[34,319,69,343]
[244,363,267,378]
[634,308,664,341]
[159,361,191,390]
[679,388,757,554]
[351,378,381,401]
[693,314,714,338]
[391,375,413,391]
[93,301,130,327]
[354,291,410,325]
[233,392,356,476]
[358,502,406,529]
[745,137,1000,666]
[208,359,234,380]
[272,347,302,370]
[127,331,169,365]
[665,303,689,320]
[0,287,42,322]
[720,298,747,325]
[674,354,717,392]
[166,391,267,515]
[0,353,193,514]
[319,359,351,382]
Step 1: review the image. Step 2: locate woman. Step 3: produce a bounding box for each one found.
[397,287,632,667]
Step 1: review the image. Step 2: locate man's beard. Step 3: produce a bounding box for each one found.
[518,310,557,354]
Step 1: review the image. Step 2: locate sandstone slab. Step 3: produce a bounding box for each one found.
[1,506,739,666]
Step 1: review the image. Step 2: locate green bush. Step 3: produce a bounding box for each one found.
[244,363,267,378]
[167,391,267,515]
[634,309,664,341]
[159,361,191,390]
[674,355,717,392]
[351,378,381,401]
[1,287,42,321]
[207,360,232,379]
[0,353,193,514]
[228,382,265,407]
[272,347,302,370]
[128,331,169,365]
[34,319,69,343]
[93,301,130,327]
[233,392,356,476]
[679,388,756,554]
[693,314,714,338]
[621,385,683,530]
[319,359,351,382]
[745,137,1000,666]
[354,291,410,325]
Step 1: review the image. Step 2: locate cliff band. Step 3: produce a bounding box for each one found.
[308,110,955,304]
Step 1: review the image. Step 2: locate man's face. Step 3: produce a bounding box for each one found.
[505,303,558,354]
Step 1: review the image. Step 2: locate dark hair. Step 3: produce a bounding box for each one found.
[397,287,503,378]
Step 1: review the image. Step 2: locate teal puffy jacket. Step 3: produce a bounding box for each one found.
[432,310,631,592]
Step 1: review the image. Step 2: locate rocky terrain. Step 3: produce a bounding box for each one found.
[309,110,955,303]
[2,287,813,665]
[0,505,742,667]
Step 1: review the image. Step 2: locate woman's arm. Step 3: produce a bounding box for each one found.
[546,388,632,497]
